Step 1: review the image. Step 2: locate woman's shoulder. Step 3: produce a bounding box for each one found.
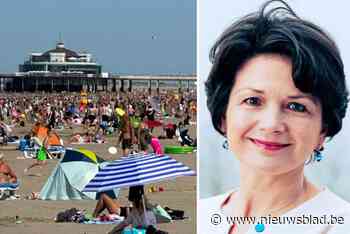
[323,189,350,209]
[198,189,237,234]
[289,188,350,217]
[199,190,235,210]
[316,188,350,220]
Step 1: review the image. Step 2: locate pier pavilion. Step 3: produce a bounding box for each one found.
[0,74,196,93]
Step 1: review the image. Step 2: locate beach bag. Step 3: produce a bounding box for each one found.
[164,207,185,220]
[152,205,172,223]
[56,208,79,222]
[122,227,146,234]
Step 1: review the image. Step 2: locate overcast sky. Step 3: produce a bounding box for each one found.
[0,0,196,75]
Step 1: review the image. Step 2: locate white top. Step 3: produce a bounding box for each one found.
[198,188,350,234]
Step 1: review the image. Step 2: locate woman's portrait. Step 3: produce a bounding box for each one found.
[198,0,350,233]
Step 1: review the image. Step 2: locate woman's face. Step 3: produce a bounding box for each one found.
[224,54,326,174]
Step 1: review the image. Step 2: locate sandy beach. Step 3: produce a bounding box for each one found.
[0,123,196,234]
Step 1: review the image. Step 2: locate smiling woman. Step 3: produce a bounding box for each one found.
[225,54,325,174]
[199,0,350,233]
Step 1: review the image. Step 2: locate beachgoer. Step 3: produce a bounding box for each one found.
[24,128,54,174]
[93,192,121,218]
[138,122,152,153]
[108,186,156,234]
[0,153,17,184]
[120,114,133,156]
[150,135,163,155]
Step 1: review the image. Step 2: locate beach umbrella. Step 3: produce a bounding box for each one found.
[83,153,195,192]
[40,148,119,200]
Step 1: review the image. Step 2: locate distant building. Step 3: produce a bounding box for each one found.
[19,41,101,75]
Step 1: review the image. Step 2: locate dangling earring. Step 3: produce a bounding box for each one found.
[305,147,324,165]
[314,146,324,162]
[222,139,229,150]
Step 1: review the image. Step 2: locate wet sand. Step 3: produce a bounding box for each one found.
[0,124,196,234]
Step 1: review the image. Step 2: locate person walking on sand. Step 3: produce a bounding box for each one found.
[120,113,133,156]
[24,129,54,175]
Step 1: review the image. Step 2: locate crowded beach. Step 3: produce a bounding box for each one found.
[0,89,196,234]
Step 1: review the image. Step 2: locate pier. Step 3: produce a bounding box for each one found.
[0,73,196,93]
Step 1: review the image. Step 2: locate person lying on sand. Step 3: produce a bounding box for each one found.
[0,153,17,184]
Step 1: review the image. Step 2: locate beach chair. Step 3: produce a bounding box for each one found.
[46,134,65,159]
[47,143,65,159]
[21,138,40,159]
[22,137,65,159]
[0,181,20,200]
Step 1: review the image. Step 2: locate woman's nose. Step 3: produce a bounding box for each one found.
[258,106,286,134]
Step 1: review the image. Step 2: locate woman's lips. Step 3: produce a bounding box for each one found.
[250,138,290,151]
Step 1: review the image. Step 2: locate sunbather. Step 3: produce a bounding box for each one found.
[93,128,106,143]
[69,133,84,144]
[93,192,121,218]
[0,153,17,184]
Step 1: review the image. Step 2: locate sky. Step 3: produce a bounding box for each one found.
[0,0,196,75]
[198,0,350,199]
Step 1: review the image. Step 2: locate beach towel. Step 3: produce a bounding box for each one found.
[0,181,20,190]
[7,138,19,145]
[47,145,65,157]
[47,145,65,152]
[0,181,20,200]
[70,141,107,145]
[83,219,123,225]
[122,227,146,234]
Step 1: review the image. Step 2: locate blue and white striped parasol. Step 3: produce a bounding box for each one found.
[83,153,195,192]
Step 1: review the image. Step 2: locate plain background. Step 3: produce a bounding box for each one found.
[198,0,350,199]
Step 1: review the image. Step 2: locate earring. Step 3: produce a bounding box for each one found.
[222,139,229,150]
[314,149,323,162]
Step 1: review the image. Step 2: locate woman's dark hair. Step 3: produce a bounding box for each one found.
[128,185,144,203]
[128,185,152,211]
[205,0,348,138]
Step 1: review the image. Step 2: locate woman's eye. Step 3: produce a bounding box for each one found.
[243,97,261,106]
[287,102,307,112]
